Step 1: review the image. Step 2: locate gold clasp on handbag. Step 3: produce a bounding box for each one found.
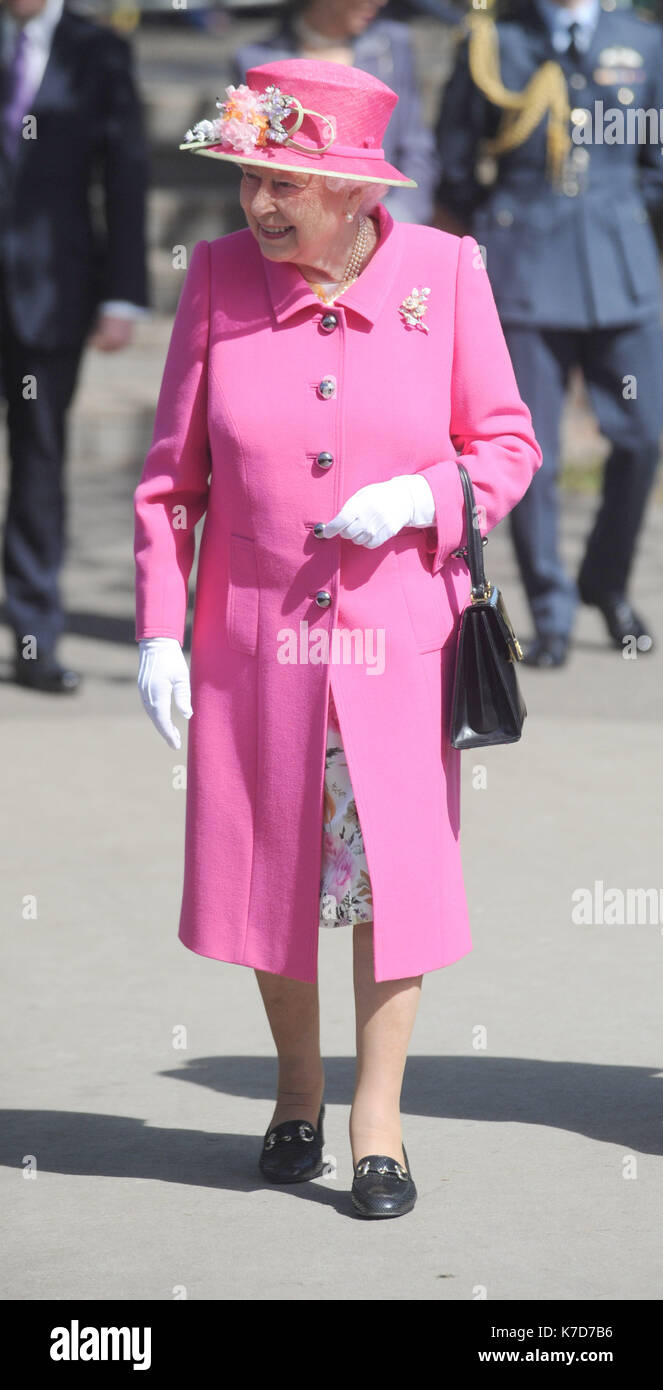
[470,579,492,604]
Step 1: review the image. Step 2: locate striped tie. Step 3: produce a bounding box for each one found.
[2,26,31,161]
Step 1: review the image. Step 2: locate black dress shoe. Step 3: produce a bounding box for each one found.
[259,1104,325,1184]
[14,653,81,693]
[521,633,570,668]
[579,590,654,653]
[351,1143,417,1218]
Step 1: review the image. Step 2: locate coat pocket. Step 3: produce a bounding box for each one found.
[395,534,453,652]
[226,534,259,655]
[612,199,661,301]
[473,217,534,311]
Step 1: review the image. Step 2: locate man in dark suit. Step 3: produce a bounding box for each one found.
[434,0,663,666]
[0,0,149,691]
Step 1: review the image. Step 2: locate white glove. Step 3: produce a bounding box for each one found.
[137,637,192,750]
[320,474,435,548]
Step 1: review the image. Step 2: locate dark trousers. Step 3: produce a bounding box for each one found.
[504,320,663,636]
[1,276,85,658]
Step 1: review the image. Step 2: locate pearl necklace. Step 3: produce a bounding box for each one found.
[309,215,371,305]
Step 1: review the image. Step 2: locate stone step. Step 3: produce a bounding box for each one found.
[147,180,241,233]
[146,192,244,312]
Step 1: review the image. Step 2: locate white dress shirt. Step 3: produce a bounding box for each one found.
[534,0,602,54]
[1,0,149,322]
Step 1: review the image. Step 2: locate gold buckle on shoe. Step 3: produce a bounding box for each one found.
[355,1157,409,1180]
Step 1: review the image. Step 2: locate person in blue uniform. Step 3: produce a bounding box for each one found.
[433,0,663,665]
[232,0,439,225]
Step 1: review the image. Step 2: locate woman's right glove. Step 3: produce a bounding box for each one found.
[137,637,192,750]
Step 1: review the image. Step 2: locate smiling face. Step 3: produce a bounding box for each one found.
[238,165,366,280]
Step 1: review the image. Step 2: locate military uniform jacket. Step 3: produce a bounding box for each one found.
[435,2,663,327]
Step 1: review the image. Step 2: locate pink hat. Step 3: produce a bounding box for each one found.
[179,58,417,189]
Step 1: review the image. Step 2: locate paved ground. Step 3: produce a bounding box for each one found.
[1,380,662,1299]
[1,13,663,1305]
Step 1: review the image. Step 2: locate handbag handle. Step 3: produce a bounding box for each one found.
[452,462,490,602]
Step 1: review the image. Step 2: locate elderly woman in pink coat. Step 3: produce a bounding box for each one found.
[134,58,542,1219]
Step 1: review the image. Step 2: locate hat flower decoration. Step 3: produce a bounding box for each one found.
[183,83,337,157]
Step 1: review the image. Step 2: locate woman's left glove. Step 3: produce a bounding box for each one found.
[137,637,193,751]
[320,474,435,548]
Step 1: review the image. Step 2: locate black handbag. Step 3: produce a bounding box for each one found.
[449,463,527,750]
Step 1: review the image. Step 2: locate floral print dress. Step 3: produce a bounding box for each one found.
[310,282,374,931]
[319,683,374,930]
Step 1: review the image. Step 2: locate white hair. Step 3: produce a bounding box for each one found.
[323,175,390,214]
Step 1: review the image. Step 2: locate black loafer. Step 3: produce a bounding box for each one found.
[259,1104,325,1183]
[521,633,570,668]
[14,654,81,693]
[351,1143,417,1218]
[579,590,654,653]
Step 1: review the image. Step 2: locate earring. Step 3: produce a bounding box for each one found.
[344,211,353,222]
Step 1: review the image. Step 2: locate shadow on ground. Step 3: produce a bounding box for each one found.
[2,1055,661,1209]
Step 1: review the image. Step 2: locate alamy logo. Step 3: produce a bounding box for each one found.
[276,621,385,676]
[50,1321,151,1370]
[571,880,663,925]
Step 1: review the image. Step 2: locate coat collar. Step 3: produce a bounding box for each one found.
[260,201,404,330]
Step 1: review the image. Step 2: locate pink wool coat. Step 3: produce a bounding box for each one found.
[134,201,542,983]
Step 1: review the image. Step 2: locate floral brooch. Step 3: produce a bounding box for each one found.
[399,287,431,333]
[182,83,336,158]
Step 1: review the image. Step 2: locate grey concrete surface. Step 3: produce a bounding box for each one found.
[1,402,662,1299]
[1,11,663,1307]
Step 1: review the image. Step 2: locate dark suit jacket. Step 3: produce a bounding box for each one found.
[233,15,438,225]
[0,6,149,349]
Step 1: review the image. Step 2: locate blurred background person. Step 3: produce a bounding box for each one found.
[433,0,663,666]
[0,0,149,692]
[233,0,439,223]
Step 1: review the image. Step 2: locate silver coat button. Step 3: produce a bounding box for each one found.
[496,208,513,226]
[318,375,336,399]
[320,313,338,332]
[315,590,332,608]
[316,451,333,468]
